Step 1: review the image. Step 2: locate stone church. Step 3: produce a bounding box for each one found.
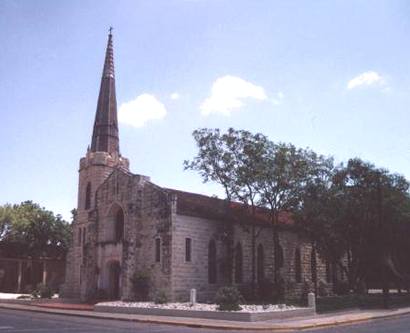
[62,32,337,302]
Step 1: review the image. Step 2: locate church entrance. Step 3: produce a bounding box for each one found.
[108,261,121,300]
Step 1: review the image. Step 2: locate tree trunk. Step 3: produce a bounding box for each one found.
[251,223,256,295]
[272,214,280,284]
[382,266,390,309]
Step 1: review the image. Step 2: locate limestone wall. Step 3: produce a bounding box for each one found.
[94,169,173,301]
[170,213,333,303]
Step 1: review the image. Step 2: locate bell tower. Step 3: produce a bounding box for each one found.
[63,29,129,299]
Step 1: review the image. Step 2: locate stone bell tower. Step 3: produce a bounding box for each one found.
[63,30,129,299]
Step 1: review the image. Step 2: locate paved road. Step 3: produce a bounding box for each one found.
[302,314,410,333]
[1,308,410,332]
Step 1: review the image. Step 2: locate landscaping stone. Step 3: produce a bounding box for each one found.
[95,301,315,322]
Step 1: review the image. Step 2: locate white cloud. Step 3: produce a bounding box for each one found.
[170,92,180,100]
[200,75,267,116]
[119,93,167,128]
[347,71,385,90]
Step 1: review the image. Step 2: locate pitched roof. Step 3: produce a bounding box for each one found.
[166,188,294,227]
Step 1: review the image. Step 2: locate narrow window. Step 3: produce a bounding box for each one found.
[340,266,345,281]
[85,182,91,210]
[185,238,192,262]
[331,262,337,283]
[208,239,217,284]
[275,243,284,269]
[83,227,86,245]
[311,247,317,283]
[234,243,243,283]
[78,227,82,246]
[295,248,302,283]
[257,244,265,283]
[114,209,124,242]
[155,238,161,262]
[325,260,331,283]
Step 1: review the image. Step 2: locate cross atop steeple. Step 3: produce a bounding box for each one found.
[90,30,119,155]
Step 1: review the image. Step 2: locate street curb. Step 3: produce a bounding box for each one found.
[1,302,410,331]
[0,303,290,331]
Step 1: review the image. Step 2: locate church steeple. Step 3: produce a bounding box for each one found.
[90,29,120,155]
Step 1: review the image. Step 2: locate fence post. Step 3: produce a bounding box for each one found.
[308,292,316,312]
[190,288,197,305]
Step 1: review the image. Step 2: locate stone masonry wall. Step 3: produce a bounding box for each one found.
[171,215,227,302]
[62,151,128,299]
[171,213,333,303]
[94,169,173,301]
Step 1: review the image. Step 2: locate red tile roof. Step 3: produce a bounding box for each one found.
[165,188,294,227]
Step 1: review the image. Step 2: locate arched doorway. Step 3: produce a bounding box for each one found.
[108,261,121,300]
[106,204,125,242]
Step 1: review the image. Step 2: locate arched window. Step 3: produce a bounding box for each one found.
[325,260,331,283]
[85,182,91,210]
[208,240,217,284]
[155,238,161,262]
[114,209,124,242]
[257,244,265,283]
[275,243,284,269]
[185,238,192,262]
[78,227,82,246]
[311,247,317,283]
[234,243,243,284]
[295,248,302,283]
[83,227,86,245]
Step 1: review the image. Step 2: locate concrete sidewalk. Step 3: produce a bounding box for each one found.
[1,301,410,331]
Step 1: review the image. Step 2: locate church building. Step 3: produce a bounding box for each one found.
[62,32,334,302]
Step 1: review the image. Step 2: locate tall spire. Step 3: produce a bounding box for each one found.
[90,28,120,155]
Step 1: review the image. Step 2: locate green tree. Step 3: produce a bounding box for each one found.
[300,158,410,306]
[185,128,331,289]
[0,201,71,258]
[256,142,333,283]
[184,128,269,289]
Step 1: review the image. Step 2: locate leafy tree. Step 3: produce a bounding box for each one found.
[184,128,269,288]
[256,142,333,283]
[299,158,410,306]
[0,201,71,259]
[185,128,331,288]
[185,128,410,308]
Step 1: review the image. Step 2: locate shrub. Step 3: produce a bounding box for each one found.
[317,294,358,313]
[318,279,329,297]
[31,289,39,299]
[33,283,53,299]
[130,271,150,301]
[153,290,168,304]
[215,286,243,311]
[334,280,350,295]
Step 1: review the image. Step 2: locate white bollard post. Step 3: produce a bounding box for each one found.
[190,288,197,305]
[308,292,316,312]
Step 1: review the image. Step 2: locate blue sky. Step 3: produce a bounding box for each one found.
[2,0,410,220]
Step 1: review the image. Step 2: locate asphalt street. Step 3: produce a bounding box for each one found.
[1,308,410,332]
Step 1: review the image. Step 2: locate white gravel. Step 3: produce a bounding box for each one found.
[97,301,300,313]
[0,293,29,300]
